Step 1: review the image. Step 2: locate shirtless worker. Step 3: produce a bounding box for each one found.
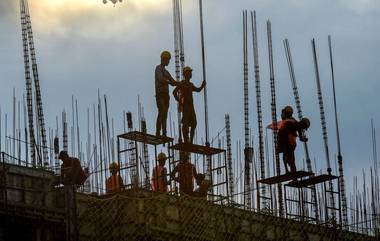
[155,51,179,137]
[173,66,206,143]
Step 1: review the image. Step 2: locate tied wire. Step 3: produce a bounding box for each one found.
[311,39,336,221]
[329,35,348,227]
[266,20,284,217]
[251,11,266,210]
[284,39,319,221]
[198,0,211,179]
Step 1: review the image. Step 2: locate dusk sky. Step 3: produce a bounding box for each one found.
[0,0,379,192]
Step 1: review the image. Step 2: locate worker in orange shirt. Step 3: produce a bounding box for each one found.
[106,162,124,194]
[268,106,310,176]
[152,153,169,193]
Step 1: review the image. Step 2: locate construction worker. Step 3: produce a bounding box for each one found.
[170,152,197,195]
[173,66,206,143]
[106,162,124,194]
[59,151,89,186]
[193,173,211,198]
[270,106,310,176]
[155,51,178,137]
[152,152,168,193]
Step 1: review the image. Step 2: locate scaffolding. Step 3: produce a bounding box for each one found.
[170,142,229,204]
[117,131,174,191]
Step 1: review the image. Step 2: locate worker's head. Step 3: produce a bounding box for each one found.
[58,151,69,160]
[109,162,120,174]
[157,152,167,166]
[183,66,193,80]
[160,51,171,66]
[179,151,189,162]
[282,106,293,119]
[196,173,206,186]
[299,117,311,130]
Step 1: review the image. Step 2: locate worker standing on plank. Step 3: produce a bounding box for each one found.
[155,51,179,137]
[173,66,206,143]
[152,153,169,193]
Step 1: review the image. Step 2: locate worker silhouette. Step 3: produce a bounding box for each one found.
[152,153,168,193]
[193,173,211,198]
[173,66,206,143]
[106,162,124,194]
[170,152,197,195]
[155,51,178,137]
[59,151,89,186]
[268,106,310,177]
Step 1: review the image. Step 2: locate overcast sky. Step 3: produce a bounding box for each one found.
[0,0,379,191]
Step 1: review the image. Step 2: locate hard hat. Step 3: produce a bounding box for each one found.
[183,66,193,74]
[157,152,167,162]
[161,51,171,59]
[300,117,311,129]
[110,162,120,172]
[283,106,293,115]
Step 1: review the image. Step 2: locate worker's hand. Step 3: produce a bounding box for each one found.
[300,136,308,142]
[201,80,206,88]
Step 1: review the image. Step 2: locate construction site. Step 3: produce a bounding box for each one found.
[0,0,379,240]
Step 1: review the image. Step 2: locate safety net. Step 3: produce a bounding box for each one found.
[75,191,375,241]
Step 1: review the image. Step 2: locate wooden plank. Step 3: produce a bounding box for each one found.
[118,131,173,145]
[170,143,224,155]
[287,174,338,188]
[258,171,313,185]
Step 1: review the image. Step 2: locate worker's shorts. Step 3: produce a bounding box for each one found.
[156,94,169,113]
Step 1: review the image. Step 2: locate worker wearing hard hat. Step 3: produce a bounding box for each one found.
[269,106,310,177]
[173,66,206,143]
[152,152,169,193]
[106,162,124,194]
[155,51,179,137]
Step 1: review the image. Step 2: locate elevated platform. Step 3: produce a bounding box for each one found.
[287,174,338,188]
[258,171,313,185]
[170,142,224,155]
[118,131,173,145]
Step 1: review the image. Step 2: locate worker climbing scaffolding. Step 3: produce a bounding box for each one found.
[173,66,206,143]
[155,51,179,137]
[268,106,310,177]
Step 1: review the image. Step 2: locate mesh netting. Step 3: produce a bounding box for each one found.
[75,191,375,241]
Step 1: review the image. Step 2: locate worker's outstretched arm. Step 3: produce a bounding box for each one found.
[193,80,206,92]
[164,70,178,86]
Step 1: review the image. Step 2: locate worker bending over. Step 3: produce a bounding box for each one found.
[59,151,89,186]
[173,66,206,143]
[106,162,124,194]
[152,153,169,193]
[171,152,197,195]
